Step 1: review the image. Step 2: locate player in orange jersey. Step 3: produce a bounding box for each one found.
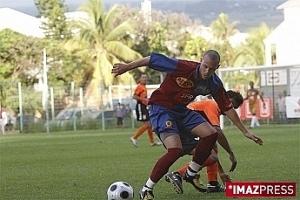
[130,74,160,147]
[245,81,265,128]
[165,90,244,193]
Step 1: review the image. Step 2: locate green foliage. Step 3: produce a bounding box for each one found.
[34,0,70,40]
[210,13,237,67]
[0,29,44,85]
[148,22,169,54]
[69,0,141,90]
[183,36,208,60]
[235,23,271,66]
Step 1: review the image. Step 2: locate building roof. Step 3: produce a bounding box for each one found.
[0,7,44,37]
[277,0,300,10]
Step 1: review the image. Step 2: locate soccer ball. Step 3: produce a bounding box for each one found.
[107,181,134,200]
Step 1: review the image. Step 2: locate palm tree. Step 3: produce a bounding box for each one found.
[210,13,238,67]
[234,23,270,66]
[67,0,141,105]
[211,13,238,44]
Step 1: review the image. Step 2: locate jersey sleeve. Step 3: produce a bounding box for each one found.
[187,101,206,111]
[210,75,233,112]
[134,85,143,96]
[149,52,178,72]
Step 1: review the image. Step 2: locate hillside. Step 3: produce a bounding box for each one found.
[1,0,286,31]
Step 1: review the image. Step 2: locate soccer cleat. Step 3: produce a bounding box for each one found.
[150,141,162,146]
[130,137,138,147]
[207,182,225,193]
[139,189,154,200]
[164,172,183,194]
[183,173,207,193]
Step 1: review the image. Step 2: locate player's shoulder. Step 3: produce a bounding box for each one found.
[177,59,199,71]
[135,83,146,91]
[208,73,224,91]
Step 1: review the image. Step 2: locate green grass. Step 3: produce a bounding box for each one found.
[0,124,299,200]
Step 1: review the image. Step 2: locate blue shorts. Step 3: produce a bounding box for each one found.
[149,104,207,140]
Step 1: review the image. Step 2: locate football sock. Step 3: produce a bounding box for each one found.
[186,161,201,177]
[250,116,255,127]
[192,132,218,166]
[207,162,218,182]
[203,153,218,166]
[132,124,148,139]
[143,178,155,191]
[177,163,189,177]
[150,148,182,182]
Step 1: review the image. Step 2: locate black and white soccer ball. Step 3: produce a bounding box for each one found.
[107,181,134,200]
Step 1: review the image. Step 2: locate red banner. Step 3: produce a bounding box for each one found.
[239,98,273,120]
[226,181,296,198]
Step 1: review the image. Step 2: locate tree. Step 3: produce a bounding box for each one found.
[67,0,141,105]
[210,13,238,67]
[234,23,270,66]
[183,36,208,60]
[35,0,70,40]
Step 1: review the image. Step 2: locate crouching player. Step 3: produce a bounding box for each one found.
[165,90,243,194]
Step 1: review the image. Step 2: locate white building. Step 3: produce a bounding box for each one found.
[0,8,88,38]
[0,8,44,37]
[264,0,300,65]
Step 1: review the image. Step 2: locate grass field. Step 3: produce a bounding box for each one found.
[0,124,299,200]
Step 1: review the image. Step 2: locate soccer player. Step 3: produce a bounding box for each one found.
[165,90,244,194]
[112,50,263,200]
[130,74,160,147]
[245,81,265,128]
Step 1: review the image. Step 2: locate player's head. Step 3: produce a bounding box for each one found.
[199,50,220,80]
[226,90,244,109]
[139,73,147,85]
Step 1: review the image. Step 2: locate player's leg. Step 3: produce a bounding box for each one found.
[130,122,148,146]
[140,105,183,200]
[185,122,218,179]
[140,134,183,199]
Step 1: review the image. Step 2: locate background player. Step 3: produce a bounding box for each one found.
[245,81,265,128]
[130,74,161,147]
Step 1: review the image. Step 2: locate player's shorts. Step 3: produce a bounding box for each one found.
[136,103,149,122]
[249,101,257,115]
[149,104,207,141]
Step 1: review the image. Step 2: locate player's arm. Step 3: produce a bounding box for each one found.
[215,127,237,171]
[213,86,263,145]
[217,160,232,185]
[258,90,266,108]
[112,53,178,77]
[112,57,150,77]
[225,108,263,145]
[133,94,148,105]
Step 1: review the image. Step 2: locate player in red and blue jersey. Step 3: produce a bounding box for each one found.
[112,50,263,200]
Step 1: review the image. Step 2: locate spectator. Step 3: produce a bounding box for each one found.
[115,103,126,128]
[277,93,286,123]
[0,107,8,135]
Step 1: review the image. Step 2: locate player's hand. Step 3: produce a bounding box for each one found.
[141,98,149,105]
[229,153,237,172]
[220,173,232,185]
[112,63,129,77]
[244,131,263,145]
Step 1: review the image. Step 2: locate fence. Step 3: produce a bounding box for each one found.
[218,63,300,127]
[2,82,160,133]
[2,64,300,133]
